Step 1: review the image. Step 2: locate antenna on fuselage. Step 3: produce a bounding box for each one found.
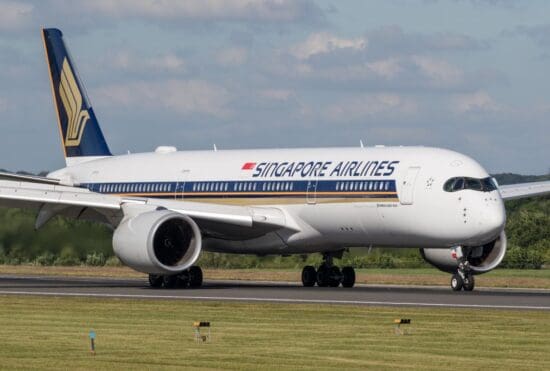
[360,140,365,148]
[213,144,218,152]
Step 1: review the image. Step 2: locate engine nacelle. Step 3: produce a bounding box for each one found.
[420,231,507,274]
[113,210,202,274]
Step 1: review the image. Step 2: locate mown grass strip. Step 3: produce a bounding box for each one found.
[0,295,549,370]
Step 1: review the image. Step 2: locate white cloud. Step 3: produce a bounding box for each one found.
[111,51,186,73]
[324,94,417,121]
[94,80,230,118]
[216,47,248,67]
[259,89,294,101]
[290,32,366,60]
[0,1,33,31]
[413,56,464,87]
[367,58,401,79]
[57,0,324,23]
[450,90,499,114]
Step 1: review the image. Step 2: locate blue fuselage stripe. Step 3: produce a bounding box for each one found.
[81,179,398,199]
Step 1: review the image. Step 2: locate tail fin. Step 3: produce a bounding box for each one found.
[42,28,111,166]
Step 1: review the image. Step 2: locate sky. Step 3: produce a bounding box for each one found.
[0,0,549,174]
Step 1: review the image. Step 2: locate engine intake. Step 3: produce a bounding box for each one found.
[420,231,507,274]
[113,210,202,274]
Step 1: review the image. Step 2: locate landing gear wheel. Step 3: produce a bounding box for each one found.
[341,266,356,288]
[176,271,190,288]
[316,264,330,287]
[328,266,341,287]
[148,274,163,288]
[463,274,475,291]
[163,274,178,289]
[451,273,463,291]
[301,266,317,287]
[188,266,203,288]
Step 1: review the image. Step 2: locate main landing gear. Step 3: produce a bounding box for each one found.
[148,266,203,289]
[451,258,475,292]
[301,253,356,288]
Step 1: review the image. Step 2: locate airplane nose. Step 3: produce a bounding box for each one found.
[482,197,506,236]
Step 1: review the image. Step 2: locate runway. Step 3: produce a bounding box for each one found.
[0,275,549,310]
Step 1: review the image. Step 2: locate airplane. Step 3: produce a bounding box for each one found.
[0,28,549,291]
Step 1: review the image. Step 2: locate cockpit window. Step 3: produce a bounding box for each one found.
[443,177,498,193]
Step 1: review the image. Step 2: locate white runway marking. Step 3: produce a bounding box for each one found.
[0,290,549,310]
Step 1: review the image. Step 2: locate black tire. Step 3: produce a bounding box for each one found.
[451,273,463,291]
[188,266,203,288]
[301,266,317,287]
[148,274,163,288]
[163,274,178,289]
[316,265,329,287]
[463,275,475,291]
[342,266,356,288]
[176,271,190,288]
[328,266,341,287]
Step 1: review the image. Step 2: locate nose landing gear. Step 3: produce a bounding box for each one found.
[301,252,356,288]
[451,257,475,291]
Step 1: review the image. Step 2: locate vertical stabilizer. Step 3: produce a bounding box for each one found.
[42,28,111,166]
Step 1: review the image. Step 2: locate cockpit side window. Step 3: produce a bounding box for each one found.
[482,177,498,192]
[443,176,497,193]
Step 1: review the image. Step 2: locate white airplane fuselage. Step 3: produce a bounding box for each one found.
[49,145,506,255]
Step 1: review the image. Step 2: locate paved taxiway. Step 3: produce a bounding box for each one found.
[0,275,548,310]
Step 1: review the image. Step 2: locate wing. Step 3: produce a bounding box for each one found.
[499,181,550,200]
[0,180,289,238]
[0,171,61,185]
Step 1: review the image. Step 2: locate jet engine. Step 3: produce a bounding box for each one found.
[420,231,507,274]
[113,210,202,274]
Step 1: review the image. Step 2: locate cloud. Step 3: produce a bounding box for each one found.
[366,58,402,79]
[0,1,33,31]
[450,90,499,114]
[110,51,186,74]
[509,24,550,49]
[259,89,294,101]
[290,32,366,60]
[50,0,325,24]
[324,94,418,122]
[364,25,489,58]
[216,47,248,67]
[412,55,464,87]
[93,80,231,118]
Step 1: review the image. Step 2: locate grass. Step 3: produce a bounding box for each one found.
[0,295,548,370]
[1,265,549,289]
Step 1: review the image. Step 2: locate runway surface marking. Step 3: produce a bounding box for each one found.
[0,289,549,311]
[1,275,549,310]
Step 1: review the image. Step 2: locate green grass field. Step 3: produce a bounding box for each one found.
[0,295,549,370]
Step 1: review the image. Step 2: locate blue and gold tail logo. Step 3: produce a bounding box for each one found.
[42,27,111,159]
[58,58,90,147]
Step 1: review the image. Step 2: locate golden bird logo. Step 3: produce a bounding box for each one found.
[59,58,89,146]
